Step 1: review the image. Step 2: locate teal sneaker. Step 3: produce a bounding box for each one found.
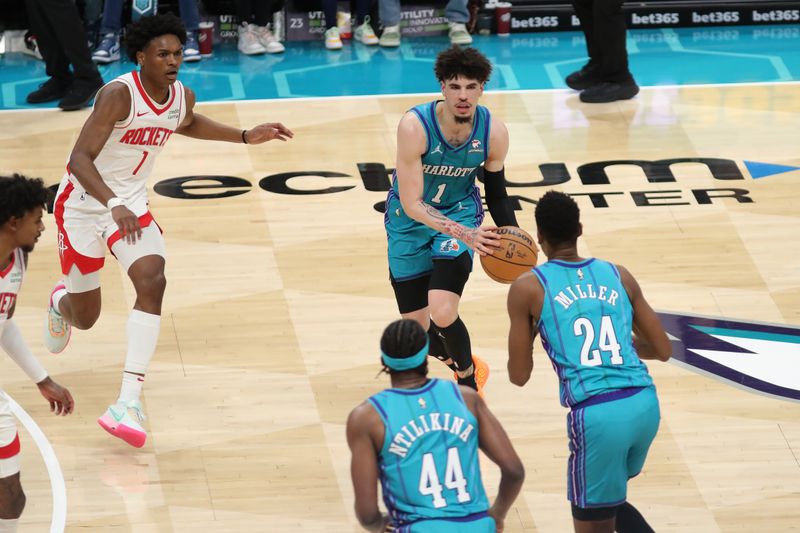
[98,400,147,448]
[44,281,71,354]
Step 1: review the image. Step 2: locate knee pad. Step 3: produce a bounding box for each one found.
[430,252,472,296]
[390,273,430,314]
[571,503,617,521]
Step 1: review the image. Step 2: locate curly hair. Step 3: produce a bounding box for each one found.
[434,45,492,84]
[125,13,187,62]
[0,174,49,227]
[380,319,429,376]
[535,191,581,246]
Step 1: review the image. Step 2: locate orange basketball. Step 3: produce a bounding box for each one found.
[479,226,538,284]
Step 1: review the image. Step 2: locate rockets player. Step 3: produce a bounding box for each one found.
[45,13,293,448]
[0,174,73,532]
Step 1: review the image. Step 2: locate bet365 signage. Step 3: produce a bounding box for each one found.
[148,157,795,211]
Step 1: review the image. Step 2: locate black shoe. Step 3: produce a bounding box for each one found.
[565,64,599,91]
[58,78,104,111]
[579,80,640,103]
[26,77,71,104]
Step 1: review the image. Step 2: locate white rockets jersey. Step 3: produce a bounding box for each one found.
[66,70,187,215]
[0,249,25,337]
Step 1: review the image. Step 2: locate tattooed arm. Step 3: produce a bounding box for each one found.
[395,112,499,255]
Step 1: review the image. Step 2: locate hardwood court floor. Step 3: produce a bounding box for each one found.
[0,83,798,531]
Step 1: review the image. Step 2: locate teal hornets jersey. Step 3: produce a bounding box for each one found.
[367,378,490,527]
[391,101,491,208]
[532,259,654,408]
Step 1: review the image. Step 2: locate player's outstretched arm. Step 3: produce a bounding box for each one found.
[395,113,499,256]
[463,388,524,532]
[483,117,518,228]
[507,272,540,386]
[176,88,293,144]
[617,265,671,361]
[346,403,391,532]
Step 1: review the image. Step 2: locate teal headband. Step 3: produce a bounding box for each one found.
[381,340,429,371]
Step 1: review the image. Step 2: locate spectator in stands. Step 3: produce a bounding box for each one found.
[237,0,285,54]
[24,0,104,110]
[566,0,639,103]
[322,0,378,50]
[377,0,471,47]
[92,0,202,64]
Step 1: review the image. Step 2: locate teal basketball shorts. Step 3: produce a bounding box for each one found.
[385,188,484,281]
[565,386,661,508]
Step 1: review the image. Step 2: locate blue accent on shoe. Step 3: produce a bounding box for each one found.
[184,33,201,62]
[92,33,120,64]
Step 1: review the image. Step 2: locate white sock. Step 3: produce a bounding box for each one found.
[118,310,161,404]
[52,286,67,314]
[0,519,19,532]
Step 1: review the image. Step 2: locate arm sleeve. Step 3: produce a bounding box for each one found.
[0,319,48,384]
[483,167,519,227]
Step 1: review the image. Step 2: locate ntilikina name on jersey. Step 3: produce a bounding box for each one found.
[388,412,476,458]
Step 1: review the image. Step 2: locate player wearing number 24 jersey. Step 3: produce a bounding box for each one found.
[506,191,672,533]
[347,319,524,532]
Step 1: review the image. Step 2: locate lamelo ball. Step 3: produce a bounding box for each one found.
[480,226,538,283]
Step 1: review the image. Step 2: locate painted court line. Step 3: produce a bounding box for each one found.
[3,392,66,533]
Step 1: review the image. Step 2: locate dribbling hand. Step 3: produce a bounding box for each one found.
[36,377,74,416]
[243,123,294,144]
[111,205,142,244]
[465,225,501,256]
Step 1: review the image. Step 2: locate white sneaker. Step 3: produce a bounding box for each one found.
[324,26,343,50]
[354,17,378,45]
[98,400,147,448]
[238,23,267,55]
[378,25,401,48]
[91,32,120,64]
[44,282,71,354]
[254,25,285,53]
[448,22,472,45]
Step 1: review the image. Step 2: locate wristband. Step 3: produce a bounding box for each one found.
[106,197,125,210]
[241,129,248,144]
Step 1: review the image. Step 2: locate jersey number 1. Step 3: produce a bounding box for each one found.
[419,447,471,508]
[431,183,446,204]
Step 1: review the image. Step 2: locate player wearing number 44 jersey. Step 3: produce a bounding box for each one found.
[506,191,672,533]
[45,13,293,448]
[347,319,524,532]
[385,46,520,397]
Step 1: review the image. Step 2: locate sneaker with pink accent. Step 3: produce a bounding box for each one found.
[98,400,147,448]
[44,282,71,354]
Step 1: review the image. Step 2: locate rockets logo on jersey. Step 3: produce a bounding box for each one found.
[0,293,16,315]
[118,126,174,147]
[0,249,25,323]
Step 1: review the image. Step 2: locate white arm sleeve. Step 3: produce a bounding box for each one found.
[0,319,48,384]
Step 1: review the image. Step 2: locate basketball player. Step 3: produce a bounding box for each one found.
[347,319,524,532]
[385,46,518,395]
[506,191,671,533]
[0,174,74,532]
[44,13,294,448]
